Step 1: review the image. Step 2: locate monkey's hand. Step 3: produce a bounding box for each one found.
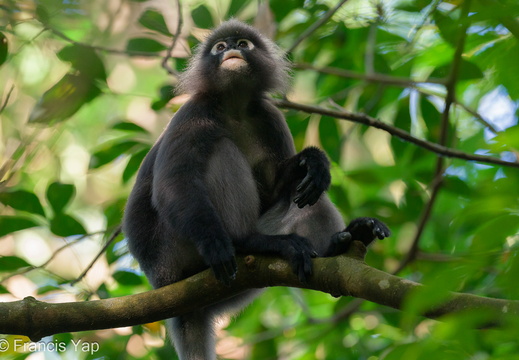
[294,147,331,208]
[202,240,237,287]
[279,234,318,284]
[325,217,391,257]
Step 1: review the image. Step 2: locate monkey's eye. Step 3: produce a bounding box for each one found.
[211,41,227,54]
[237,39,254,50]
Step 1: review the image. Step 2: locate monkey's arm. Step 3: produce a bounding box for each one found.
[273,147,331,208]
[152,132,238,286]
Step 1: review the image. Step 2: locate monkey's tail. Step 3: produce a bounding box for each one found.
[167,312,217,360]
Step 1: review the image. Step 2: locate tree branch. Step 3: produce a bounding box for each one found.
[160,0,183,76]
[395,0,473,273]
[273,99,519,168]
[294,62,447,86]
[1,242,517,341]
[286,0,350,53]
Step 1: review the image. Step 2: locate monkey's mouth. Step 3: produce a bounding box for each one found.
[221,50,247,70]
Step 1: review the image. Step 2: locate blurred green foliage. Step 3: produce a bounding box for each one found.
[0,0,518,359]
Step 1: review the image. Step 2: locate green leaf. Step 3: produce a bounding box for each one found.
[111,121,148,133]
[46,182,75,214]
[123,147,150,183]
[126,38,167,53]
[37,285,60,295]
[138,9,171,36]
[57,45,107,81]
[0,32,7,67]
[89,141,141,169]
[319,117,341,163]
[113,270,143,286]
[0,284,8,294]
[151,85,176,111]
[0,190,45,217]
[227,0,245,17]
[35,5,50,24]
[96,283,110,299]
[434,11,459,47]
[431,59,484,81]
[0,256,31,271]
[192,5,213,29]
[50,213,86,237]
[28,73,101,124]
[0,216,39,238]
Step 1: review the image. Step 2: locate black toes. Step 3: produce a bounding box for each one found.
[211,257,237,287]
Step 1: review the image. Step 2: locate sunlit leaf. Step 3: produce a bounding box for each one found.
[46,182,75,214]
[28,74,101,124]
[139,9,171,36]
[126,38,167,53]
[0,190,45,217]
[0,216,39,238]
[50,213,86,237]
[0,32,7,66]
[0,256,31,271]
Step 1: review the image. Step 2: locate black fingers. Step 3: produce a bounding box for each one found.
[293,147,331,208]
[280,234,317,284]
[202,240,238,287]
[210,256,237,287]
[346,217,391,247]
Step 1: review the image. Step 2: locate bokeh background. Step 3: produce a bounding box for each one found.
[1,0,519,359]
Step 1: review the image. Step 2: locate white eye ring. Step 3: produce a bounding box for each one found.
[237,39,254,50]
[211,41,227,54]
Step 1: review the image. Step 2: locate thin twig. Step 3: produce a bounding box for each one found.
[0,232,103,283]
[71,225,122,285]
[286,0,350,53]
[296,63,497,134]
[294,62,446,86]
[161,0,183,76]
[274,98,519,168]
[48,27,163,58]
[394,0,473,273]
[0,84,14,114]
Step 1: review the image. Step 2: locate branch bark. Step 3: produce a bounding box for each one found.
[273,99,519,168]
[1,242,517,341]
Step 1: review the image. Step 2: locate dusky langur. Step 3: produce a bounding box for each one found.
[123,19,390,360]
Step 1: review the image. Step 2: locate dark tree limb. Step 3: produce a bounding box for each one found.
[1,242,517,342]
[273,99,519,168]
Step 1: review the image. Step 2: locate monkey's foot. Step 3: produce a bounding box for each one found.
[324,217,391,257]
[346,217,391,246]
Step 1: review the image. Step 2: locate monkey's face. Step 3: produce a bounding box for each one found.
[210,38,255,71]
[178,20,289,96]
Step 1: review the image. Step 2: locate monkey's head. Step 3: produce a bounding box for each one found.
[178,20,290,96]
